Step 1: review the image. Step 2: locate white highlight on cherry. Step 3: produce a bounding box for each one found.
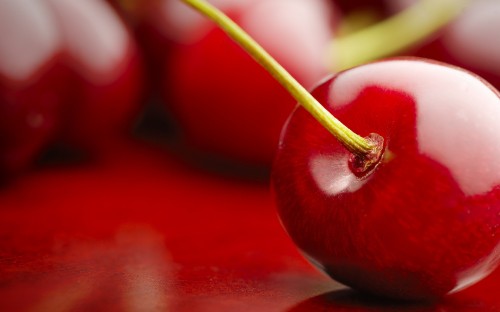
[241,0,334,88]
[45,0,129,83]
[161,0,334,87]
[160,0,252,42]
[0,0,61,81]
[330,59,500,196]
[310,154,368,196]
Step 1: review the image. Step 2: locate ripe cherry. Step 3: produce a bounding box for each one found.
[184,0,500,300]
[272,58,500,300]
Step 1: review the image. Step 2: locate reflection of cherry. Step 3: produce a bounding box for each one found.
[273,59,500,300]
[287,289,496,312]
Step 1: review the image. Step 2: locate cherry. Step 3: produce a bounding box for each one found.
[44,0,143,152]
[134,0,338,166]
[272,58,500,300]
[0,1,68,176]
[183,0,500,300]
[0,0,143,177]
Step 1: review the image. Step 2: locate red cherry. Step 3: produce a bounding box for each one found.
[142,0,337,166]
[272,58,500,300]
[44,0,143,152]
[0,1,68,175]
[0,0,143,177]
[174,0,500,300]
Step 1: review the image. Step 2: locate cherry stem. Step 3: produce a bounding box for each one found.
[331,0,470,71]
[181,0,375,156]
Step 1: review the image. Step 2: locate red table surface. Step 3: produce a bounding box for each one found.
[0,139,498,311]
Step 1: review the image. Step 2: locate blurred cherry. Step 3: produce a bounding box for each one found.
[0,0,68,176]
[387,0,500,89]
[129,0,338,167]
[45,0,144,153]
[0,0,144,178]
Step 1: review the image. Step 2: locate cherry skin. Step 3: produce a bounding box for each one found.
[141,0,337,166]
[272,58,500,300]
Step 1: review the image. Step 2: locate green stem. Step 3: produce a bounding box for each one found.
[181,0,375,156]
[331,0,470,71]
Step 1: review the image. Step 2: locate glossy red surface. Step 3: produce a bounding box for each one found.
[0,138,498,311]
[273,59,500,300]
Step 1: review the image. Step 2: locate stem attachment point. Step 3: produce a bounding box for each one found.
[349,133,385,177]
